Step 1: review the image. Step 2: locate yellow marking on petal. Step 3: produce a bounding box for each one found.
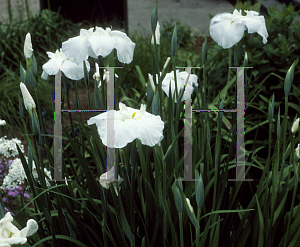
[10,232,12,237]
[132,112,136,118]
[230,21,234,24]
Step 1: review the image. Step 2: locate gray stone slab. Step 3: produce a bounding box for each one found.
[127,0,235,37]
[260,0,283,12]
[0,0,40,25]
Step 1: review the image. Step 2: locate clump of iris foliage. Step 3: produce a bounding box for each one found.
[0,0,300,246]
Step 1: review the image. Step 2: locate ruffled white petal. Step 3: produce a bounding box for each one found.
[244,11,268,44]
[19,219,38,237]
[62,36,91,64]
[42,56,64,75]
[111,31,136,64]
[88,35,116,58]
[41,71,48,80]
[61,59,90,80]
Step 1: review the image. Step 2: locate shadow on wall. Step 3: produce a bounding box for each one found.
[40,0,126,26]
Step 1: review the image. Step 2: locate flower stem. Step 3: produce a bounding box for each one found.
[179,212,184,247]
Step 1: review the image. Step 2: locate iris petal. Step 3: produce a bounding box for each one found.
[62,36,91,64]
[210,18,245,49]
[61,60,90,80]
[88,35,116,58]
[111,31,136,64]
[244,11,268,43]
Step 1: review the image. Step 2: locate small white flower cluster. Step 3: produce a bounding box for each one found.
[0,136,24,158]
[1,157,52,190]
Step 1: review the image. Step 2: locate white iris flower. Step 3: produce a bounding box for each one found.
[62,27,136,64]
[87,102,164,148]
[162,70,198,103]
[209,9,268,49]
[0,212,38,246]
[41,48,90,80]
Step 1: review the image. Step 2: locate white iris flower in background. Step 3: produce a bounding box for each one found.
[93,63,119,87]
[41,48,90,80]
[62,27,136,64]
[0,212,38,246]
[87,102,164,148]
[24,33,33,59]
[162,70,198,103]
[209,9,268,49]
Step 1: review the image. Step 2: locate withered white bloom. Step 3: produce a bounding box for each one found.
[88,102,164,148]
[209,9,268,49]
[20,82,36,111]
[0,212,38,246]
[41,48,90,81]
[0,120,6,126]
[151,21,160,45]
[99,166,122,196]
[162,70,198,103]
[62,26,136,64]
[292,118,300,134]
[24,33,33,59]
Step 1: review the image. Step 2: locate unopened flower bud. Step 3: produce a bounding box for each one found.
[292,118,300,134]
[186,198,194,214]
[24,33,33,59]
[20,82,36,112]
[296,143,300,158]
[151,21,160,45]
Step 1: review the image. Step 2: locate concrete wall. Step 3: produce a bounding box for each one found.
[0,0,40,25]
